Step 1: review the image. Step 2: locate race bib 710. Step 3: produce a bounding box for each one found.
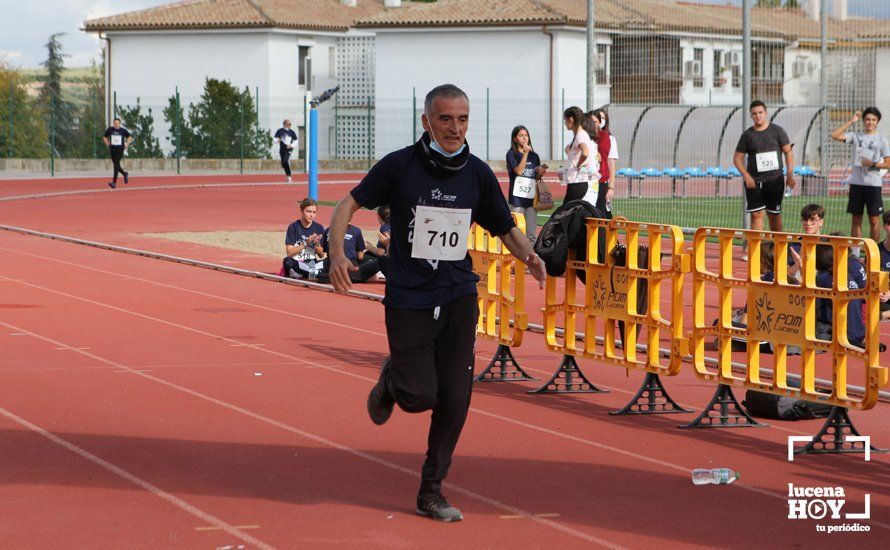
[411,205,472,262]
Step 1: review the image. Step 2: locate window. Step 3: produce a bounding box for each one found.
[713,50,724,86]
[299,46,311,87]
[752,43,784,81]
[329,46,336,78]
[693,48,704,88]
[595,44,610,86]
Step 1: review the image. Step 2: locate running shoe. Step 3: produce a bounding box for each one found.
[367,357,395,425]
[415,491,463,522]
[108,181,116,189]
[123,172,129,184]
[287,176,292,183]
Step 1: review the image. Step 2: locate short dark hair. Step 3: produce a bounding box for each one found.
[815,244,833,273]
[749,100,767,112]
[377,205,391,224]
[863,106,882,121]
[424,84,468,115]
[113,117,121,123]
[510,125,532,151]
[801,203,824,220]
[299,197,317,211]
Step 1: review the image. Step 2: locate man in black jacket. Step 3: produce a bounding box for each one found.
[327,84,545,522]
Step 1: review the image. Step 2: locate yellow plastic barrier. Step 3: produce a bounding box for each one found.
[543,217,688,375]
[468,213,533,382]
[691,228,889,411]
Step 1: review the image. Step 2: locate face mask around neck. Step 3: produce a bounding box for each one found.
[427,128,466,158]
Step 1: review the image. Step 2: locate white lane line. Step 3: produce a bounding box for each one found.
[0,404,275,550]
[0,319,623,548]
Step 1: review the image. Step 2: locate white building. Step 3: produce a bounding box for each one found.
[85,0,890,162]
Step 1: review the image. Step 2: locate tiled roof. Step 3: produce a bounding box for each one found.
[83,0,890,41]
[84,0,388,32]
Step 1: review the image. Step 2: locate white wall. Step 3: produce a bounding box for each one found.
[108,30,341,158]
[876,48,890,128]
[783,46,821,105]
[679,39,743,106]
[374,27,611,161]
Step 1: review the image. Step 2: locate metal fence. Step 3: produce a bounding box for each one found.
[2,0,889,233]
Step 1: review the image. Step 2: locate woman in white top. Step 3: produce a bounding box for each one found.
[563,106,599,203]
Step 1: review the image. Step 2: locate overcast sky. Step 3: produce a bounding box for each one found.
[0,0,169,69]
[1,0,886,69]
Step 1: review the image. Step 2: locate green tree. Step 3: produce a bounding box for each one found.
[38,33,76,157]
[164,78,270,159]
[118,98,163,158]
[68,59,106,159]
[756,0,799,7]
[0,64,49,158]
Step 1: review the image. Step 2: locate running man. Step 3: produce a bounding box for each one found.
[103,118,132,189]
[830,107,890,249]
[733,100,795,232]
[274,119,298,183]
[326,84,545,523]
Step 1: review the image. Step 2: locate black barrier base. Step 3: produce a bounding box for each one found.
[527,354,608,394]
[474,344,536,383]
[679,384,766,428]
[610,372,693,415]
[795,406,887,455]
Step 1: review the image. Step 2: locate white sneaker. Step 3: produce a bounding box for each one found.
[286,176,292,183]
[376,272,386,280]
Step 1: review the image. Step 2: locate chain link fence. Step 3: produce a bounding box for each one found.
[2,1,888,233]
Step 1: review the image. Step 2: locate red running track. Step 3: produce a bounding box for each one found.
[1,175,889,548]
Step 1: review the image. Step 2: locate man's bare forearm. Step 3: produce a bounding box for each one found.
[329,195,361,259]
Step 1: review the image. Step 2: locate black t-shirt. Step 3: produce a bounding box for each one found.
[274,128,298,151]
[735,123,790,180]
[350,143,515,309]
[104,127,130,149]
[322,225,364,262]
[506,148,541,208]
[880,241,890,272]
[285,220,325,260]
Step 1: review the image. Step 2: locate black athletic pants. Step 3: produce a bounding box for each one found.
[384,294,478,494]
[110,147,127,183]
[316,256,379,283]
[594,181,613,218]
[280,149,292,176]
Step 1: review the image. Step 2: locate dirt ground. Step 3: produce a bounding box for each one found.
[143,229,382,258]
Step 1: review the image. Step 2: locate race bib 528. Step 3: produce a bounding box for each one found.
[755,151,779,172]
[411,205,472,262]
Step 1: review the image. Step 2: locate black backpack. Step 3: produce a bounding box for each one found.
[534,200,608,278]
[742,378,833,421]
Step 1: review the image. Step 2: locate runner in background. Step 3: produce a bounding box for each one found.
[733,100,795,232]
[506,125,546,243]
[103,118,132,189]
[325,84,545,523]
[830,107,890,255]
[274,119,298,183]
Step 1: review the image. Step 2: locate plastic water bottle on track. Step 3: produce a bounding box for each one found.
[691,468,740,485]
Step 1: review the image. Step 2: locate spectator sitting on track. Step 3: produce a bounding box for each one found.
[812,237,872,349]
[878,211,890,320]
[283,198,326,280]
[316,224,380,284]
[787,204,825,282]
[364,205,391,279]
